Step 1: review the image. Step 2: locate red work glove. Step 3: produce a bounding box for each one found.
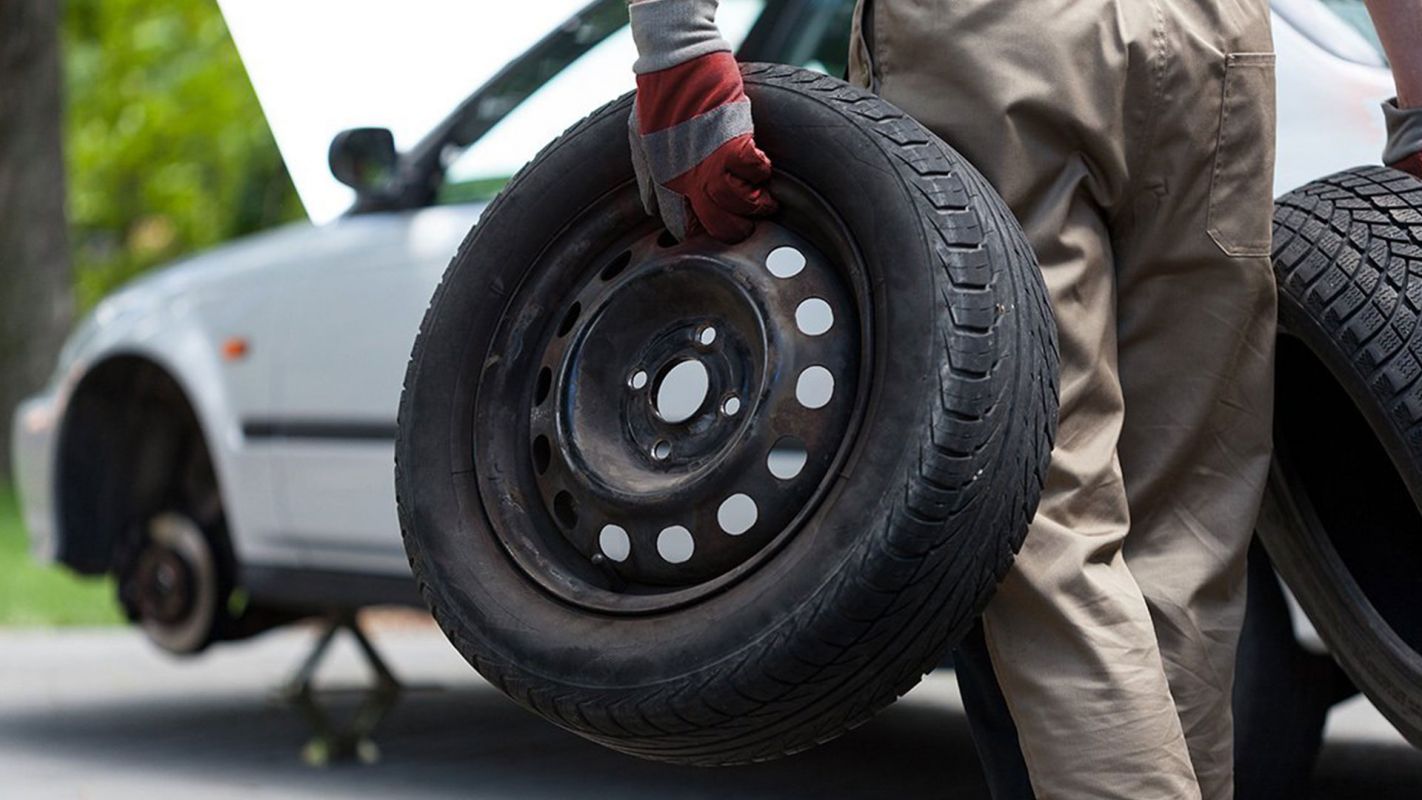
[1383,98,1422,178]
[628,0,777,243]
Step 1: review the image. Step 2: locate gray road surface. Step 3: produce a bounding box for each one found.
[0,625,1418,799]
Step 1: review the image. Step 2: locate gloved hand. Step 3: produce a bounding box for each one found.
[627,0,777,243]
[1383,98,1422,178]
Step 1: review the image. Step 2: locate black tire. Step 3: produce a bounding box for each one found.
[1264,165,1422,747]
[396,64,1058,764]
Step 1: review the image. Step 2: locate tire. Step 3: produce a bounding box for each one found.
[1264,165,1422,747]
[396,64,1058,764]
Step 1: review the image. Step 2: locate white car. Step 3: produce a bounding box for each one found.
[5,0,1403,741]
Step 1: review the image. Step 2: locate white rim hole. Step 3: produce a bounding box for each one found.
[598,525,630,562]
[657,526,695,563]
[767,437,808,480]
[651,440,672,461]
[698,326,718,346]
[795,298,834,336]
[796,366,835,409]
[717,494,758,536]
[629,370,649,390]
[654,360,709,424]
[722,395,742,416]
[766,246,806,279]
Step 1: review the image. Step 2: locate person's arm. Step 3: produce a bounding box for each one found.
[1366,0,1422,176]
[625,0,776,242]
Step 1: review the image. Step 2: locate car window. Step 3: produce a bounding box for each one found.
[438,0,857,206]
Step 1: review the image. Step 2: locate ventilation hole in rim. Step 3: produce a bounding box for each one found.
[534,367,552,405]
[600,251,632,281]
[654,360,709,424]
[657,526,695,563]
[796,366,835,409]
[767,437,808,480]
[766,246,806,278]
[629,370,649,390]
[657,230,679,248]
[698,326,718,346]
[598,524,631,562]
[651,440,672,460]
[553,491,577,529]
[533,435,552,474]
[795,298,834,336]
[722,395,741,416]
[717,494,758,536]
[557,302,582,337]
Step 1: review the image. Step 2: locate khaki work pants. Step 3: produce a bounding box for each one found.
[849,1,1278,797]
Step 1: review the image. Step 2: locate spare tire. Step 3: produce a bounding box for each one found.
[395,64,1058,764]
[1263,165,1422,747]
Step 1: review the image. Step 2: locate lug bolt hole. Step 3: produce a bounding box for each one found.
[722,396,742,416]
[697,326,718,347]
[629,370,649,390]
[651,440,672,461]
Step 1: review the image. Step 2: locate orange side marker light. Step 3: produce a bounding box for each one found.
[222,336,250,361]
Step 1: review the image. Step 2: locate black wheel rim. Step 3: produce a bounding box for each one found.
[473,176,872,614]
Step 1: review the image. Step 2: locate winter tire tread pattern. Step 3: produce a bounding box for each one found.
[1268,164,1422,747]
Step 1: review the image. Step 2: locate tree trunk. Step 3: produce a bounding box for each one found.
[0,0,72,484]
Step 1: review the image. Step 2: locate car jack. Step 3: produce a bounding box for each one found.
[279,611,402,766]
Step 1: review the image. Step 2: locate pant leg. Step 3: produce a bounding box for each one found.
[852,2,1200,797]
[954,623,1034,800]
[1114,4,1278,798]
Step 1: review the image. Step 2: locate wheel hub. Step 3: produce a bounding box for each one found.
[527,220,860,587]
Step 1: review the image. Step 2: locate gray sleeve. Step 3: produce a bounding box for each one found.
[1382,98,1422,166]
[629,0,730,74]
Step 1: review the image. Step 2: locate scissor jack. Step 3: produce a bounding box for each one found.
[278,610,403,766]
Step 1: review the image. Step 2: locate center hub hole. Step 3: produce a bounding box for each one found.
[654,359,710,424]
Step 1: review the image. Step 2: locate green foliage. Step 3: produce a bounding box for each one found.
[63,0,304,308]
[0,483,123,627]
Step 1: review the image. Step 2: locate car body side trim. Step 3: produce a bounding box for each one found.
[242,419,398,442]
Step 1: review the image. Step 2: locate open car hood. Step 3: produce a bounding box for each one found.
[217,0,592,223]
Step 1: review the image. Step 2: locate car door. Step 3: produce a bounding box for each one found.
[261,206,478,574]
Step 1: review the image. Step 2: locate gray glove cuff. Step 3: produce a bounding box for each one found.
[1382,97,1422,165]
[630,0,730,74]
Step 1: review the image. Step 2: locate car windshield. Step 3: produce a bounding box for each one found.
[436,0,860,206]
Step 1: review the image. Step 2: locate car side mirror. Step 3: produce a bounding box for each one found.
[329,127,397,192]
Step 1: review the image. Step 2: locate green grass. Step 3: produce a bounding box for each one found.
[0,482,124,626]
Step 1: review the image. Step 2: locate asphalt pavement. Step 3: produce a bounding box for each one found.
[1,621,1418,799]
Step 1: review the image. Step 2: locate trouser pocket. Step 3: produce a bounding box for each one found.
[1207,52,1276,258]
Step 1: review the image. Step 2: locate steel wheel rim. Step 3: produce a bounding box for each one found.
[473,176,872,614]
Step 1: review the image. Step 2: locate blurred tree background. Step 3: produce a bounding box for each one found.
[1,0,301,625]
[65,0,303,308]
